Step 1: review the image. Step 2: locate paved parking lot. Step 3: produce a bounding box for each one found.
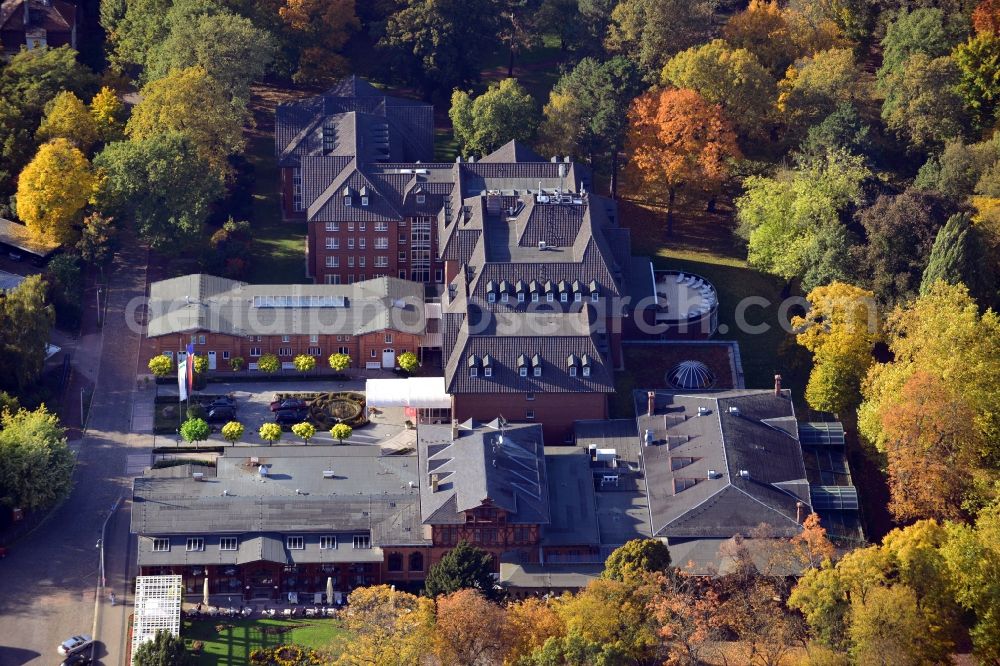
[154,380,411,448]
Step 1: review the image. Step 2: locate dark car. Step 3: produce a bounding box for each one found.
[270,398,307,412]
[206,405,236,423]
[206,395,236,408]
[60,654,93,666]
[7,250,23,262]
[274,408,309,428]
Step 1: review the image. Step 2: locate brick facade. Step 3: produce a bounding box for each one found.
[146,329,422,373]
[452,392,608,444]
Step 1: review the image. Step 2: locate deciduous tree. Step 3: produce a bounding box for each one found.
[95,133,225,251]
[505,597,565,664]
[328,352,351,372]
[16,139,96,245]
[330,423,352,444]
[220,421,243,446]
[132,629,191,666]
[148,355,172,377]
[876,8,969,84]
[279,0,358,84]
[736,150,867,281]
[147,10,277,100]
[36,91,99,151]
[793,282,879,414]
[972,0,1000,34]
[433,589,510,666]
[336,585,434,666]
[258,422,281,444]
[396,351,418,373]
[125,66,249,175]
[954,32,1000,130]
[291,421,316,445]
[777,48,865,141]
[180,417,211,447]
[880,53,967,149]
[664,40,776,141]
[724,0,845,76]
[605,0,715,80]
[449,78,537,157]
[76,212,117,276]
[424,540,496,598]
[602,539,672,582]
[256,353,280,373]
[848,585,940,666]
[0,405,75,511]
[624,88,741,232]
[89,86,125,143]
[293,354,316,372]
[0,276,54,394]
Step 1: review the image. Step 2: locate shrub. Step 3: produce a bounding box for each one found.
[331,423,353,444]
[257,353,280,373]
[259,422,281,444]
[229,356,245,371]
[293,354,316,372]
[148,355,173,377]
[397,351,418,373]
[328,352,351,372]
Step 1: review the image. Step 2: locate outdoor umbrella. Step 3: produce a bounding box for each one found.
[203,577,210,606]
[326,577,333,604]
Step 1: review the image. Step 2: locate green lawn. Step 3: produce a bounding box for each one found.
[184,617,349,665]
[619,199,813,410]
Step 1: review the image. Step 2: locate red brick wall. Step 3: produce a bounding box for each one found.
[146,329,421,373]
[280,168,307,221]
[453,392,608,444]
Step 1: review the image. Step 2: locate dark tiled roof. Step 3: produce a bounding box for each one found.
[635,390,812,540]
[418,421,549,525]
[443,310,614,395]
[479,140,546,163]
[0,0,75,33]
[309,169,404,222]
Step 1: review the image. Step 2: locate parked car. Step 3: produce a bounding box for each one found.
[270,398,307,412]
[60,653,93,666]
[57,635,94,656]
[7,250,23,262]
[274,408,308,428]
[206,405,236,423]
[207,396,235,409]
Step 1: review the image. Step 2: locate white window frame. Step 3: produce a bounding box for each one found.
[484,367,492,377]
[519,367,527,377]
[533,367,542,377]
[583,366,591,377]
[592,292,599,302]
[501,293,509,303]
[470,367,478,377]
[320,536,337,550]
[220,537,238,551]
[569,366,577,377]
[186,537,204,552]
[353,535,371,549]
[518,293,525,303]
[416,194,426,204]
[152,538,170,552]
[250,347,261,357]
[384,333,393,344]
[286,536,304,550]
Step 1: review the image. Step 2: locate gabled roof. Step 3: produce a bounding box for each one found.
[480,140,546,163]
[0,0,75,33]
[146,274,425,337]
[636,389,812,540]
[418,421,549,525]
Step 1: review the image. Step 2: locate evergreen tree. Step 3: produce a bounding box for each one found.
[132,630,191,666]
[424,540,497,599]
[921,213,996,307]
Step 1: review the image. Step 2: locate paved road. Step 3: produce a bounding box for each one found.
[0,239,149,666]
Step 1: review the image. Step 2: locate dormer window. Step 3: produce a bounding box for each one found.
[581,354,592,377]
[517,354,529,377]
[470,366,478,377]
[361,196,369,206]
[518,293,525,303]
[488,292,496,303]
[532,293,539,302]
[546,293,554,302]
[484,367,492,377]
[533,366,542,377]
[583,366,591,377]
[519,367,528,377]
[591,292,599,302]
[574,292,582,302]
[560,293,568,303]
[501,293,509,303]
[468,354,479,377]
[569,366,577,376]
[343,186,352,207]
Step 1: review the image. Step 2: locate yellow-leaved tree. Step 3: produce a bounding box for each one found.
[335,585,434,666]
[791,281,879,414]
[36,91,99,151]
[90,86,126,143]
[16,138,96,244]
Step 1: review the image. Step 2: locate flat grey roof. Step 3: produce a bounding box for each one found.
[542,447,601,546]
[499,562,603,590]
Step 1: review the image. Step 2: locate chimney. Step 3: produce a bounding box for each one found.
[647,391,655,417]
[431,473,439,492]
[451,418,458,441]
[774,374,782,396]
[796,501,806,524]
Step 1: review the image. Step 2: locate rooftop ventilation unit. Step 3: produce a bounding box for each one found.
[707,470,721,479]
[739,469,750,479]
[697,406,710,416]
[643,429,655,446]
[727,406,741,415]
[258,465,268,477]
[192,472,204,481]
[538,241,547,250]
[322,470,335,479]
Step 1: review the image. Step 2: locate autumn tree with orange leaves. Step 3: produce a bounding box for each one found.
[882,371,981,522]
[278,0,359,84]
[973,0,1000,34]
[624,88,740,233]
[433,589,510,666]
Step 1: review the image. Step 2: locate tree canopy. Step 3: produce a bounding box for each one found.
[605,0,716,80]
[424,540,497,599]
[449,79,538,158]
[602,539,672,582]
[0,405,75,512]
[16,139,96,245]
[132,630,192,666]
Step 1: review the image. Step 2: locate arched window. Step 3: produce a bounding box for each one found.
[387,552,403,572]
[408,551,424,572]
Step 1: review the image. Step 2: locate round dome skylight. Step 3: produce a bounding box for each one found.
[666,361,716,390]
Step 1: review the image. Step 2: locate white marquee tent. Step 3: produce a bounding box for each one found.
[365,377,451,409]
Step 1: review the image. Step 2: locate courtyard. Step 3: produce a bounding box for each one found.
[183,617,349,665]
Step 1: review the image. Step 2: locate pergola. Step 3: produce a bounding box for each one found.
[130,575,183,665]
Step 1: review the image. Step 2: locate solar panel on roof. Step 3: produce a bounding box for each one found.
[799,422,846,446]
[810,486,859,511]
[252,295,346,308]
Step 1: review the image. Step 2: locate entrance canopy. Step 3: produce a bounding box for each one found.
[366,377,450,409]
